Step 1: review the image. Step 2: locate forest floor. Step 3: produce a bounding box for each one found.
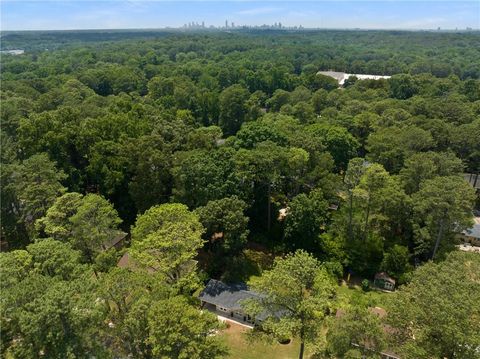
[219,321,303,359]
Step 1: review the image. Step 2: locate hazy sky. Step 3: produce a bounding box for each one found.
[1,1,479,31]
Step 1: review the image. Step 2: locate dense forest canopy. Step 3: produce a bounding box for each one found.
[1,29,479,358]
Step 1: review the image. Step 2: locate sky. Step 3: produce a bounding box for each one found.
[1,1,479,31]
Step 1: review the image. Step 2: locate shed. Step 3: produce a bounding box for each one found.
[374,272,396,291]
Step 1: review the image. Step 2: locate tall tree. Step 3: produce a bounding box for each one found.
[8,153,66,235]
[388,251,480,359]
[399,152,464,194]
[195,196,250,255]
[36,192,122,266]
[35,192,84,241]
[284,189,329,253]
[218,84,250,135]
[412,176,475,259]
[243,250,336,359]
[147,296,228,359]
[130,203,204,290]
[344,158,366,239]
[326,305,386,358]
[0,242,105,359]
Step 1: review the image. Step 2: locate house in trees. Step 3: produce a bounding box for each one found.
[458,217,480,247]
[101,231,128,251]
[374,272,396,291]
[199,279,259,326]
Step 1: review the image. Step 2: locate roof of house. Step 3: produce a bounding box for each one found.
[463,222,480,239]
[374,272,396,284]
[199,279,259,311]
[102,231,128,250]
[117,252,132,269]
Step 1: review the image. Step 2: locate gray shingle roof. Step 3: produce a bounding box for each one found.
[463,223,480,239]
[199,279,259,311]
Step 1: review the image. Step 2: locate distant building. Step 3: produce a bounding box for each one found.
[1,49,24,55]
[317,71,391,86]
[374,272,396,291]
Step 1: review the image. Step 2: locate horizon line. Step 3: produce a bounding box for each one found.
[2,26,479,32]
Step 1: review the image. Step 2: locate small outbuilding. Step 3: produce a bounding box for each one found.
[374,272,396,291]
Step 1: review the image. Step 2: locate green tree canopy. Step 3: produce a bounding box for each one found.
[412,176,475,258]
[130,203,204,289]
[388,251,480,359]
[195,196,250,255]
[243,250,336,359]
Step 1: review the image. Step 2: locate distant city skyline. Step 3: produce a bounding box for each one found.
[1,1,479,31]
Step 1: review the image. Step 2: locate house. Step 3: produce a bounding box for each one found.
[374,272,396,291]
[199,279,259,325]
[459,218,480,247]
[317,71,391,87]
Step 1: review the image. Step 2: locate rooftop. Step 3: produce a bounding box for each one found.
[462,221,480,239]
[316,70,391,86]
[199,279,259,311]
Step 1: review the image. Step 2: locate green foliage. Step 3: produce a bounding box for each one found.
[195,196,250,255]
[388,251,480,359]
[219,84,250,135]
[307,124,359,170]
[8,153,66,233]
[412,176,476,258]
[1,30,479,359]
[148,296,228,359]
[0,242,105,358]
[36,192,84,241]
[130,203,204,289]
[361,279,370,292]
[326,305,386,358]
[284,189,329,253]
[380,245,412,283]
[171,148,243,208]
[399,152,464,194]
[36,192,122,265]
[244,250,337,359]
[389,74,418,99]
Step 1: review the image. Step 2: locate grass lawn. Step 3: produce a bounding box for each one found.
[336,280,393,309]
[219,321,302,359]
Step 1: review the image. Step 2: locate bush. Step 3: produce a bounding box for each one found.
[361,279,370,291]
